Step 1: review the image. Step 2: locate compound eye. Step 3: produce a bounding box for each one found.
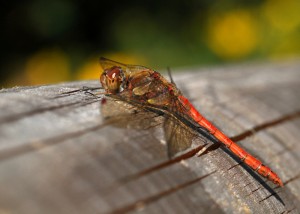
[106,66,121,80]
[102,66,123,93]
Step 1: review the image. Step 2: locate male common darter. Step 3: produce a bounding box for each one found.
[99,57,283,187]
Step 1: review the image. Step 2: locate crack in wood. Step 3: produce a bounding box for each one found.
[227,162,242,171]
[246,186,262,197]
[108,144,207,188]
[243,182,253,188]
[107,171,216,214]
[259,189,282,203]
[0,99,100,124]
[0,118,120,162]
[286,207,297,213]
[282,173,300,186]
[231,110,300,142]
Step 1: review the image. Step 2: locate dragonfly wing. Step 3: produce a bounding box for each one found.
[101,97,163,130]
[163,115,207,159]
[99,57,127,70]
[99,57,150,74]
[102,97,208,159]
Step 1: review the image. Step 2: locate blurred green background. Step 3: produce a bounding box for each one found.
[1,0,300,87]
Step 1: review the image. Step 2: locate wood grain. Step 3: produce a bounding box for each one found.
[0,60,299,214]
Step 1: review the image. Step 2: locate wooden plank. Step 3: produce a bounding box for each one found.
[0,60,299,214]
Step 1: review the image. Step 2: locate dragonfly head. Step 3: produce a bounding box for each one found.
[100,66,126,94]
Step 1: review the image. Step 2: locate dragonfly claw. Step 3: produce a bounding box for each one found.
[196,142,214,157]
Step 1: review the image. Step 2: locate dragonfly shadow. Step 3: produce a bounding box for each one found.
[193,137,284,205]
[223,147,285,205]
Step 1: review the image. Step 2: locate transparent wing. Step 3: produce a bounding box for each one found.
[101,97,163,130]
[102,96,209,159]
[99,57,151,74]
[163,114,208,158]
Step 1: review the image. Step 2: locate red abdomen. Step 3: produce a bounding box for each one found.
[178,95,283,186]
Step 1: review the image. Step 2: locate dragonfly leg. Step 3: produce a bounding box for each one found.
[80,86,105,99]
[80,86,103,93]
[196,141,214,157]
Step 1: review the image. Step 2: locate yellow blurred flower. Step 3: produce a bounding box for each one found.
[206,10,259,59]
[76,57,101,80]
[263,0,300,32]
[25,48,70,85]
[269,33,300,59]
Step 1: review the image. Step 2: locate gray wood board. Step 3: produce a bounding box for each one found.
[0,60,300,214]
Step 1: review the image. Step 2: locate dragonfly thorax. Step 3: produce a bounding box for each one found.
[100,66,126,94]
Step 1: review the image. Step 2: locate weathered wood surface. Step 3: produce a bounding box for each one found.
[0,60,300,214]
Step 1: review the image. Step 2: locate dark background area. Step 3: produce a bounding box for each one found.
[1,0,299,87]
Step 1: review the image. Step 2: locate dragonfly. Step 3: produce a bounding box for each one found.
[99,57,283,187]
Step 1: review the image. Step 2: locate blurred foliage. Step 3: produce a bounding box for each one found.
[1,0,299,87]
